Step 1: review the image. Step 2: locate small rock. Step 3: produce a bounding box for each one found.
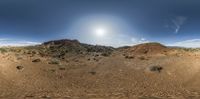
[125,56,134,59]
[40,95,51,98]
[25,95,34,98]
[48,59,60,64]
[89,71,96,75]
[148,66,163,73]
[59,67,65,70]
[32,59,41,62]
[16,66,24,70]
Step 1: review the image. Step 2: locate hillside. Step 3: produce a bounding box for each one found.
[0,39,200,98]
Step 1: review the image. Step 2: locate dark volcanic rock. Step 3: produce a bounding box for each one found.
[39,39,115,57]
[16,66,24,70]
[148,66,163,73]
[43,39,80,46]
[32,59,41,62]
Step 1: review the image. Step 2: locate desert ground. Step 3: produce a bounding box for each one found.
[1,39,200,99]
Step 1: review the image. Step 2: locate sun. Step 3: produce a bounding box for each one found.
[95,28,106,37]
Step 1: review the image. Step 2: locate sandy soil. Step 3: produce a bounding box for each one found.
[1,42,200,99]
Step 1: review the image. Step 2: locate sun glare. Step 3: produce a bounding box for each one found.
[95,28,106,37]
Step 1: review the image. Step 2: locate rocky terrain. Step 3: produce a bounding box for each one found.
[1,39,200,98]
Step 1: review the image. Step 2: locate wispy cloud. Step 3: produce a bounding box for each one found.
[167,39,200,48]
[88,33,149,47]
[0,38,10,41]
[165,16,187,34]
[113,34,149,47]
[171,16,187,34]
[0,38,41,47]
[128,37,149,46]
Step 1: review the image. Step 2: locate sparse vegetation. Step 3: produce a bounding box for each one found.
[125,55,134,59]
[101,51,112,57]
[148,66,163,73]
[59,67,66,70]
[48,59,60,64]
[0,48,7,53]
[93,58,99,62]
[89,71,96,75]
[1,39,200,98]
[16,56,23,60]
[138,56,146,60]
[49,68,56,72]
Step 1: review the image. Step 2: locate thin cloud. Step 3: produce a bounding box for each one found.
[0,39,41,47]
[130,37,149,45]
[0,38,10,41]
[168,39,200,48]
[171,16,187,34]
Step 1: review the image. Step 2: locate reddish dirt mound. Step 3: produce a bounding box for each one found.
[126,42,169,54]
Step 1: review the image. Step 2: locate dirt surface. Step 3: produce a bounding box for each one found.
[1,39,200,99]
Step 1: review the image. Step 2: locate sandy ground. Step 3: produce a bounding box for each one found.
[1,43,200,98]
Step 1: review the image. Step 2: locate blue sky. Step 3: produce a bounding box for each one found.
[0,0,200,47]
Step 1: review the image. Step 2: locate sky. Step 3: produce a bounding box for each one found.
[0,0,200,47]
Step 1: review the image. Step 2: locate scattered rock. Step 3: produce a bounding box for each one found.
[89,71,96,75]
[25,95,34,98]
[74,59,79,62]
[148,66,163,73]
[95,54,99,57]
[49,69,56,72]
[93,58,99,62]
[16,57,23,60]
[138,56,148,60]
[59,67,65,70]
[32,59,41,62]
[40,95,51,98]
[125,56,134,59]
[48,59,60,64]
[101,52,112,57]
[16,66,24,70]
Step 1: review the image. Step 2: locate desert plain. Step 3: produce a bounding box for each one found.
[1,39,200,99]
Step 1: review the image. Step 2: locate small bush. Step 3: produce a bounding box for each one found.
[149,66,163,73]
[49,69,56,72]
[138,56,147,60]
[16,57,23,60]
[31,51,37,54]
[48,59,60,64]
[93,58,99,62]
[89,71,96,75]
[125,56,134,59]
[0,48,7,53]
[101,52,112,57]
[59,67,65,70]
